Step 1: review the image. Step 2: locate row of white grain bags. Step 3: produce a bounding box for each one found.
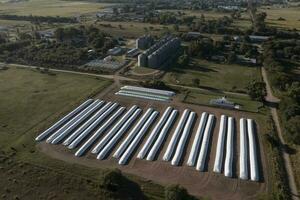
[187,113,215,171]
[213,115,259,181]
[161,108,215,170]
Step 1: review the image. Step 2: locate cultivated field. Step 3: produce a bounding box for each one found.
[0,0,112,17]
[37,85,270,200]
[163,59,261,93]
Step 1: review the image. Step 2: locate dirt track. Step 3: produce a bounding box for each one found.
[37,89,268,200]
[262,67,299,200]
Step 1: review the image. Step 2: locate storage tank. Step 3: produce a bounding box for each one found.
[148,53,158,68]
[138,53,147,67]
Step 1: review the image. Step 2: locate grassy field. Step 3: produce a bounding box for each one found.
[91,21,172,38]
[176,9,230,20]
[0,0,112,17]
[182,89,264,113]
[259,6,300,30]
[163,59,261,93]
[0,66,166,199]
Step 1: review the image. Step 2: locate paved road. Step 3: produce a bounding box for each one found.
[262,67,299,200]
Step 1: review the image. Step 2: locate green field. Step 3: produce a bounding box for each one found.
[163,59,261,93]
[183,89,264,113]
[0,0,112,17]
[0,66,165,199]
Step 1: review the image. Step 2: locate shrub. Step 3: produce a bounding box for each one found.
[100,169,124,192]
[165,184,193,200]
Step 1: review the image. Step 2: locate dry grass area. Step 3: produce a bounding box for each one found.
[91,21,171,38]
[259,6,300,30]
[0,0,112,17]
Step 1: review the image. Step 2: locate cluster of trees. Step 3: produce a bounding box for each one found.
[246,80,266,102]
[165,184,196,200]
[54,26,115,51]
[188,37,215,58]
[0,40,30,55]
[268,39,300,61]
[7,43,90,68]
[191,15,242,35]
[252,12,267,33]
[0,14,77,24]
[99,169,196,199]
[263,40,300,144]
[144,11,195,25]
[263,40,299,90]
[0,33,7,44]
[187,36,256,64]
[0,26,117,70]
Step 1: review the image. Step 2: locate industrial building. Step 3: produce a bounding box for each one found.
[136,35,154,50]
[138,35,181,69]
[116,85,175,102]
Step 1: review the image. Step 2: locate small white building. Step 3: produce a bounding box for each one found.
[210,97,240,110]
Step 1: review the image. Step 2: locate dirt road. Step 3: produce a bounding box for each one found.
[262,67,299,200]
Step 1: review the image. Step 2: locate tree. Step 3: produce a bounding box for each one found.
[173,24,179,32]
[284,104,300,120]
[113,7,119,15]
[246,80,267,101]
[165,184,193,200]
[192,78,200,87]
[177,54,189,67]
[287,82,300,102]
[0,33,7,44]
[227,51,237,63]
[54,27,64,42]
[200,14,205,23]
[270,73,290,91]
[285,116,300,145]
[253,12,267,33]
[100,169,124,192]
[18,32,32,40]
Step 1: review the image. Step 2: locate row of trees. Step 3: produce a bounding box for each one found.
[186,36,259,65]
[263,40,300,144]
[0,14,77,24]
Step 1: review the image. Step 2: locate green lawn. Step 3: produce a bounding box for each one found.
[184,90,264,113]
[0,66,111,146]
[163,59,261,93]
[0,66,165,199]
